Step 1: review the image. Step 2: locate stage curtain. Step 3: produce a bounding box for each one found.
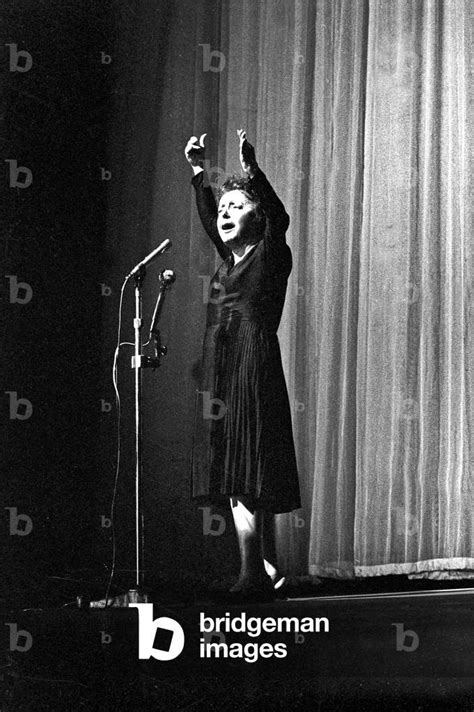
[353,0,473,579]
[105,0,473,583]
[214,0,473,579]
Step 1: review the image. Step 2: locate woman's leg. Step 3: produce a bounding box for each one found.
[229,496,272,591]
[262,511,285,588]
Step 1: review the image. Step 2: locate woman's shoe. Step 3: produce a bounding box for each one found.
[273,576,288,599]
[273,575,286,590]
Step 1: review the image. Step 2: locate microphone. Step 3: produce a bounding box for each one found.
[126,239,172,280]
[149,269,176,339]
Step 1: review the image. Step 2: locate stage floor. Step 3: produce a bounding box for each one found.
[1,587,473,710]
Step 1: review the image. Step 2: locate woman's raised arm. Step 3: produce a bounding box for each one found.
[185,133,230,260]
[237,129,290,236]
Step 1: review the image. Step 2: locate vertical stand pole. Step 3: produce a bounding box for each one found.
[133,268,145,592]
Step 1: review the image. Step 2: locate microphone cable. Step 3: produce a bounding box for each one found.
[103,277,133,606]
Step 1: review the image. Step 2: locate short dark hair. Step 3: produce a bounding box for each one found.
[218,174,266,236]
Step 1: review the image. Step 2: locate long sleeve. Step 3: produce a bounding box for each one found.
[247,168,290,240]
[191,171,231,261]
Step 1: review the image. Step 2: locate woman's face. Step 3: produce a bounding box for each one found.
[217,189,257,245]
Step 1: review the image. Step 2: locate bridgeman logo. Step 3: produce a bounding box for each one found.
[130,604,185,660]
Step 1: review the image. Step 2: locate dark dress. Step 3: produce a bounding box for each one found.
[190,168,301,513]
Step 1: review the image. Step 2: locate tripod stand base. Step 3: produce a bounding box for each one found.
[88,588,152,608]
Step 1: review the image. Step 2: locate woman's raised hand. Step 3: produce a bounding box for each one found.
[184,133,207,169]
[237,129,258,177]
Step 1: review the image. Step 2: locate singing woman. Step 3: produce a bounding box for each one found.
[185,129,301,601]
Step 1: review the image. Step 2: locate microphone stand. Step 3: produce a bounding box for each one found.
[128,266,167,604]
[84,248,172,610]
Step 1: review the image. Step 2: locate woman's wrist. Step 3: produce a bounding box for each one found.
[246,162,259,179]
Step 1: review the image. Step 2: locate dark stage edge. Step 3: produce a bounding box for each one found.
[1,589,473,711]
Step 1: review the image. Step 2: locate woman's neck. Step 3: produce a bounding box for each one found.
[232,242,258,264]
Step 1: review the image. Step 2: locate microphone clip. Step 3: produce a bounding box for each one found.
[130,330,167,371]
[151,328,167,369]
[128,263,146,284]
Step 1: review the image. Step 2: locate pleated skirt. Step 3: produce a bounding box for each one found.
[190,318,301,513]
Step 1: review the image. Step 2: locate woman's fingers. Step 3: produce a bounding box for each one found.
[188,134,207,146]
[186,134,206,152]
[185,133,207,166]
[237,128,254,157]
[236,128,257,175]
[185,138,202,153]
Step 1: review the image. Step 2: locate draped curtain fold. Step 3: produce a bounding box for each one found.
[215,0,473,578]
